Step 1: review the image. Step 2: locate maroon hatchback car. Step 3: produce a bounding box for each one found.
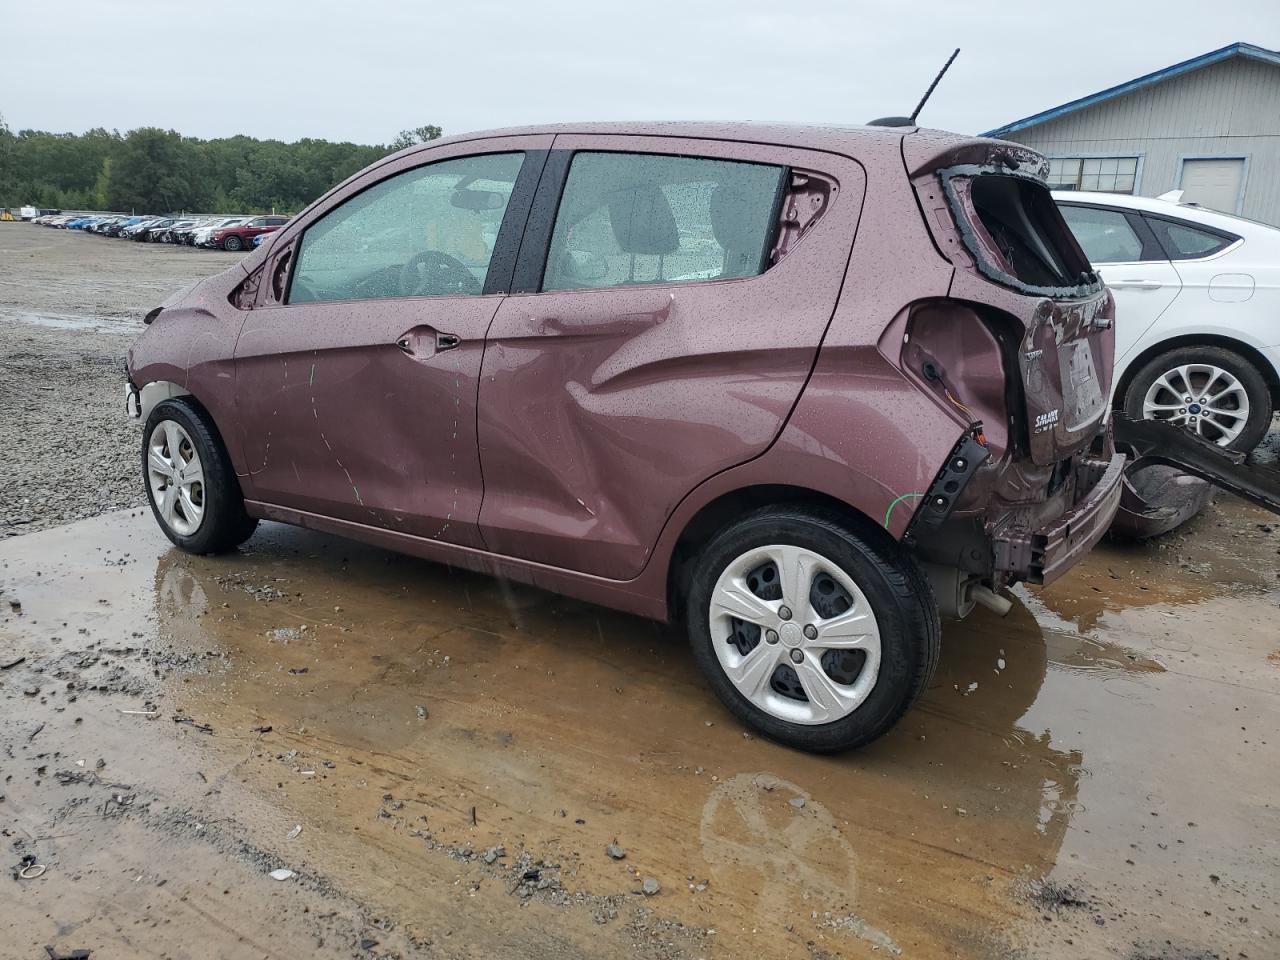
[212,215,290,251]
[125,122,1121,751]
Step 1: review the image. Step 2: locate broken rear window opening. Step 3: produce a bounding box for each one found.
[940,166,1101,299]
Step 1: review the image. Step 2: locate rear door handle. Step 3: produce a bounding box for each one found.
[1108,279,1164,289]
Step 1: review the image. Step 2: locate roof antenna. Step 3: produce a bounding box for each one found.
[868,48,961,128]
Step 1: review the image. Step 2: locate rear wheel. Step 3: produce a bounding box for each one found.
[143,398,257,554]
[1123,345,1272,451]
[687,506,939,753]
[222,235,243,251]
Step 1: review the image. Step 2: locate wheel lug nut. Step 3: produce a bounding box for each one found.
[803,624,818,640]
[1179,408,1186,414]
[789,649,804,664]
[778,605,792,621]
[1184,396,1192,403]
[765,629,779,644]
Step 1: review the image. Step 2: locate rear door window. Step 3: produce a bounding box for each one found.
[542,152,785,292]
[1144,216,1237,260]
[1058,205,1146,263]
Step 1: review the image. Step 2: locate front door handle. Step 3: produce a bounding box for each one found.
[395,326,461,359]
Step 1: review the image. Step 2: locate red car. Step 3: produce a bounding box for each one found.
[212,215,289,251]
[126,122,1120,752]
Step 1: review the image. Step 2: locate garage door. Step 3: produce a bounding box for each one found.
[1178,158,1245,214]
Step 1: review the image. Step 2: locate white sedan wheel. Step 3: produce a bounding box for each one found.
[1141,362,1250,446]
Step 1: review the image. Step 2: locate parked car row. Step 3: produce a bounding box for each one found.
[27,212,291,250]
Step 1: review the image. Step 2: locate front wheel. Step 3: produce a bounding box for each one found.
[1122,345,1273,451]
[222,235,243,251]
[143,398,257,554]
[687,506,940,753]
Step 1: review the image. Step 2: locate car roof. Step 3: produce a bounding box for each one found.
[1052,189,1279,237]
[391,121,934,169]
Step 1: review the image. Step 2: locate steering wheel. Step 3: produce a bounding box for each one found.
[398,250,482,297]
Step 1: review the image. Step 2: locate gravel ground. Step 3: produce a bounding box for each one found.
[0,224,240,537]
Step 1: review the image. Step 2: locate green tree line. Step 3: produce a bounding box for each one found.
[0,114,441,214]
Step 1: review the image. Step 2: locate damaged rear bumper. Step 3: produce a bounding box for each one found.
[993,452,1126,586]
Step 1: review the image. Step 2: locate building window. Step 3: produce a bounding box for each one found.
[1047,157,1138,194]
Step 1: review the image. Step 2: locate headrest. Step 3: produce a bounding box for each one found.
[606,183,678,255]
[710,182,768,253]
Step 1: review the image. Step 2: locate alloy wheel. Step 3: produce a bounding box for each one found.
[147,419,206,536]
[709,544,882,725]
[1141,362,1250,446]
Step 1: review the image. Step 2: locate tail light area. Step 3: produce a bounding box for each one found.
[895,140,1123,596]
[893,298,1088,587]
[900,300,1018,462]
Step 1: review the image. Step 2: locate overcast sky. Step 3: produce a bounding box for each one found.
[3,1,1277,143]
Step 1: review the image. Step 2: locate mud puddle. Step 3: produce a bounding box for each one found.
[2,507,1278,959]
[0,306,142,332]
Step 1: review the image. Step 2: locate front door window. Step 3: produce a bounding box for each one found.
[289,153,525,303]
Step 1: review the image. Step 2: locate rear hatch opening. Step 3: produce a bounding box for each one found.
[944,170,1098,297]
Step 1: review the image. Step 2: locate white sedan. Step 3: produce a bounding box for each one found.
[1054,190,1280,451]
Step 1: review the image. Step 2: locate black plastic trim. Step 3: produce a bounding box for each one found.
[510,150,574,294]
[905,432,991,536]
[483,149,550,295]
[1114,413,1280,516]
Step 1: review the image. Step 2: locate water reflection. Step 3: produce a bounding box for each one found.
[146,524,1181,957]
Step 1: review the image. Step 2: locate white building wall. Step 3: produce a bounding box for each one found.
[999,56,1280,224]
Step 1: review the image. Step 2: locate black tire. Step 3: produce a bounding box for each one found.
[222,235,243,251]
[686,505,940,753]
[142,398,257,554]
[1122,344,1273,452]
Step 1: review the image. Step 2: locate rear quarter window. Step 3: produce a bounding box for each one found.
[1145,215,1237,260]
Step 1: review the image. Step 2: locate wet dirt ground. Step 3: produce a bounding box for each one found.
[3,497,1278,960]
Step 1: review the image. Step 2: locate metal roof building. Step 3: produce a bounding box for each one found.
[983,43,1280,225]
